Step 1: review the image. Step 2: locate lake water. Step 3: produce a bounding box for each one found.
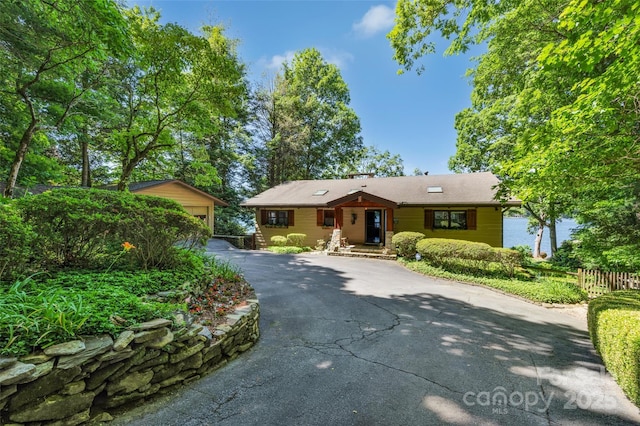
[503,217,578,256]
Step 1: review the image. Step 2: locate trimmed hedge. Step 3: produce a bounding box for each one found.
[493,247,525,277]
[416,238,524,278]
[588,291,640,406]
[417,238,495,262]
[287,233,307,247]
[270,235,287,247]
[392,231,425,258]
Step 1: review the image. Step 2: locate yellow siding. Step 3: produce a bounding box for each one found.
[134,182,215,231]
[257,208,335,247]
[394,206,503,247]
[341,207,366,244]
[134,182,212,205]
[257,206,504,248]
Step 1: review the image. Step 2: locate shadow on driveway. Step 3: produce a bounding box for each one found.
[112,241,640,425]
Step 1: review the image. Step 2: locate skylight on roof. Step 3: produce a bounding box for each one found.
[427,186,443,193]
[313,189,329,196]
[347,189,359,194]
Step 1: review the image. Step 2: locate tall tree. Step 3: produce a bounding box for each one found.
[105,9,246,191]
[0,0,129,197]
[332,145,405,178]
[249,76,307,190]
[284,49,363,180]
[247,49,363,190]
[445,0,573,256]
[388,0,640,265]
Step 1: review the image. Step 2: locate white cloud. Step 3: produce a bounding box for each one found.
[260,48,354,73]
[320,48,355,69]
[353,5,395,38]
[262,50,297,70]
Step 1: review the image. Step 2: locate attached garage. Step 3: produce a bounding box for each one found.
[129,180,227,232]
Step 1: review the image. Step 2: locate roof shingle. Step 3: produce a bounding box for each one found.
[242,172,518,208]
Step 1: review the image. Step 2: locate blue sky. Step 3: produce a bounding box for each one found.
[132,1,480,175]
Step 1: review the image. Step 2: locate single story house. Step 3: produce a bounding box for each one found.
[242,172,519,249]
[126,180,227,232]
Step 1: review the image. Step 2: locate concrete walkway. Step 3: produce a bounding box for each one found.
[113,240,640,425]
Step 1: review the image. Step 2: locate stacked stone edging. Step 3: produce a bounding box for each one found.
[0,299,260,425]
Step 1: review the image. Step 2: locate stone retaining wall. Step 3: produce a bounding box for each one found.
[0,299,260,425]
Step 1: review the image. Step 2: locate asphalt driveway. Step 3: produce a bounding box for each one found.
[113,240,640,425]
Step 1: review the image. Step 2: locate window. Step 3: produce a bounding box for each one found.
[434,211,466,229]
[317,209,335,227]
[424,209,477,230]
[260,210,294,227]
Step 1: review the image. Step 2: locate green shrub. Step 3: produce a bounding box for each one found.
[511,244,533,258]
[17,188,124,268]
[17,188,211,270]
[392,232,425,258]
[415,238,526,279]
[270,235,287,247]
[287,233,307,247]
[493,248,525,277]
[416,238,495,263]
[0,203,35,282]
[118,195,211,269]
[588,291,640,406]
[550,240,583,270]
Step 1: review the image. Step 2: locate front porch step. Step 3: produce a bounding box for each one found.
[327,251,397,260]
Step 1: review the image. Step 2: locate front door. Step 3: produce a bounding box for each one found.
[365,209,382,244]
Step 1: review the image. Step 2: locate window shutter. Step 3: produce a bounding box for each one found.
[288,210,295,226]
[260,209,267,225]
[424,209,434,229]
[317,210,323,226]
[467,209,477,230]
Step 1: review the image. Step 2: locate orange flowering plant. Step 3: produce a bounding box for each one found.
[122,241,135,251]
[106,241,136,272]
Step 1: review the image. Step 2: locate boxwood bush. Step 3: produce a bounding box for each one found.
[270,235,287,247]
[588,291,640,406]
[493,247,525,277]
[286,233,307,247]
[392,231,425,258]
[416,238,524,278]
[417,238,495,263]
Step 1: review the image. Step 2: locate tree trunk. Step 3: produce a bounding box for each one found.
[533,221,544,258]
[549,218,558,256]
[117,157,136,191]
[3,120,38,198]
[81,135,91,187]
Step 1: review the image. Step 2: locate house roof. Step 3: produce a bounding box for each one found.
[1,180,227,206]
[124,180,228,206]
[242,172,520,208]
[0,182,57,197]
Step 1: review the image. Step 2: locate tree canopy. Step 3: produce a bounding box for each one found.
[1,4,406,235]
[389,0,640,269]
